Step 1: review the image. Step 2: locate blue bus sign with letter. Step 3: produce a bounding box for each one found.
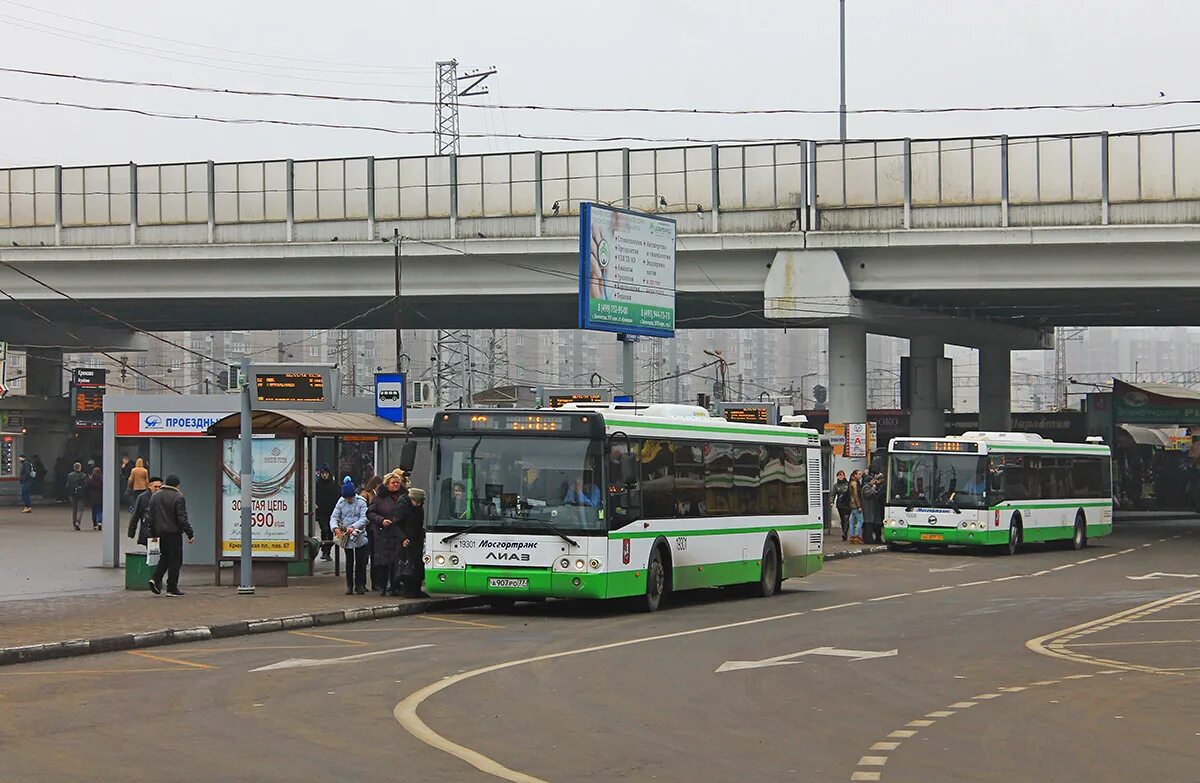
[375,373,406,423]
[578,202,676,338]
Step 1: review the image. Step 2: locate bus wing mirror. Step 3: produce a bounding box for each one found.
[398,441,418,474]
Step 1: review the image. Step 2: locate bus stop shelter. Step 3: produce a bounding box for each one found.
[206,410,427,585]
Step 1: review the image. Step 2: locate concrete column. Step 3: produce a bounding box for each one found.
[978,346,1012,432]
[909,336,945,437]
[24,348,64,398]
[828,324,868,475]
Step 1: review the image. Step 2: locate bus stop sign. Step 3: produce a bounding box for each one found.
[375,373,406,423]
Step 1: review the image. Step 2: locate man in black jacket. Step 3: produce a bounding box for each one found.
[396,488,427,598]
[148,475,194,596]
[127,476,163,546]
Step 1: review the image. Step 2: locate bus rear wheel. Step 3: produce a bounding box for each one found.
[487,598,516,612]
[1072,513,1088,550]
[754,538,781,598]
[641,547,668,613]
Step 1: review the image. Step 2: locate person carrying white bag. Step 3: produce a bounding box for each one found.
[127,476,164,564]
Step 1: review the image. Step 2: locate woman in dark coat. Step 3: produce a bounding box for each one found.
[84,467,104,531]
[367,473,407,596]
[393,488,427,598]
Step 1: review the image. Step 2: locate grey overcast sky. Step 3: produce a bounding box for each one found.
[1,0,1198,167]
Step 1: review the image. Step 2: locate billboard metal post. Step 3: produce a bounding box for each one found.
[238,356,254,595]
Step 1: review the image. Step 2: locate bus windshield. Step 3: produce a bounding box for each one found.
[429,435,605,533]
[888,452,987,510]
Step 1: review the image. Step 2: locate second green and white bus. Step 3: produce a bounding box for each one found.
[423,404,825,611]
[883,431,1113,554]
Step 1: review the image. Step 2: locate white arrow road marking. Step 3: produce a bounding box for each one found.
[1126,572,1200,581]
[251,644,434,672]
[715,645,897,673]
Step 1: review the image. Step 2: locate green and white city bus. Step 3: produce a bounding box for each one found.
[423,404,825,611]
[883,431,1113,554]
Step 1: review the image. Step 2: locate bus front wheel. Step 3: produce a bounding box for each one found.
[1006,516,1022,556]
[1072,513,1088,550]
[641,547,669,613]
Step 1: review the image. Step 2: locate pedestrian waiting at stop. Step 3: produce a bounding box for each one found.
[127,476,163,546]
[127,458,149,509]
[359,475,384,590]
[18,453,33,513]
[147,475,195,596]
[85,466,104,531]
[314,464,339,562]
[847,470,865,544]
[332,477,369,595]
[832,470,851,541]
[66,462,87,530]
[862,470,884,544]
[395,487,427,598]
[367,472,408,597]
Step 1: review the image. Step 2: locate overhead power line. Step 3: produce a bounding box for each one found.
[3,65,1200,118]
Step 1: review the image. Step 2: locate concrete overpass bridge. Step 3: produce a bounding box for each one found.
[2,128,1199,434]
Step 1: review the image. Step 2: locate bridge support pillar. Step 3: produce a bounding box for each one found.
[908,336,945,437]
[978,346,1012,432]
[24,349,64,398]
[829,324,867,474]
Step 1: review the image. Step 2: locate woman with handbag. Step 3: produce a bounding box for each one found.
[331,478,370,595]
[394,487,427,598]
[367,473,407,597]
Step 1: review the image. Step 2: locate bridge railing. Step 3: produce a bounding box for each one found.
[1,129,1197,244]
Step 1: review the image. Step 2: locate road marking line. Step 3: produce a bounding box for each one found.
[999,686,1027,692]
[1031,570,1051,576]
[1096,554,1119,559]
[916,586,955,593]
[972,693,1000,699]
[958,580,991,587]
[906,720,934,727]
[814,602,861,612]
[126,650,214,670]
[424,615,505,630]
[1062,674,1093,680]
[858,756,888,767]
[1076,557,1098,564]
[948,701,976,708]
[1067,639,1200,647]
[289,630,368,646]
[1119,548,1137,554]
[870,742,900,751]
[1142,543,1153,547]
[0,667,199,677]
[926,710,955,718]
[992,575,1025,582]
[1028,680,1059,686]
[1051,564,1076,571]
[869,593,911,602]
[851,773,881,781]
[888,730,917,738]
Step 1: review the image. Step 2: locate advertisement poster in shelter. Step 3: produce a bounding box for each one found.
[221,437,298,559]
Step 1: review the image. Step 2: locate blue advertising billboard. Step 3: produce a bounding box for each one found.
[578,203,676,338]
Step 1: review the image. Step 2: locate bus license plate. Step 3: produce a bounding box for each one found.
[919,533,944,541]
[488,578,528,589]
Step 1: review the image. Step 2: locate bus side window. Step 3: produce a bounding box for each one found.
[608,441,642,528]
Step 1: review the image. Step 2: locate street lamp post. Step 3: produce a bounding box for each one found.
[839,0,847,141]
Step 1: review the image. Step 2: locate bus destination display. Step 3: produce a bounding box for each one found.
[459,413,571,432]
[256,372,327,404]
[893,439,979,453]
[723,406,771,425]
[547,392,605,409]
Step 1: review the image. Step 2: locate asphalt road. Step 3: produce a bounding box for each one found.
[2,518,1198,783]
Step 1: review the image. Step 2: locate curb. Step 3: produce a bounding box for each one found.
[0,595,486,669]
[824,544,889,561]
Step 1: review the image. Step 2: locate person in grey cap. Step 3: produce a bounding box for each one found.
[395,487,427,598]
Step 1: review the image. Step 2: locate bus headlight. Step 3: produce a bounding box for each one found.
[575,559,586,571]
[435,555,446,566]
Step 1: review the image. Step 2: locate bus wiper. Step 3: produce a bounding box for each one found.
[441,520,489,544]
[524,515,578,547]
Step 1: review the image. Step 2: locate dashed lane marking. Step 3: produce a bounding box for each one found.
[851,773,881,781]
[869,593,911,602]
[948,701,977,708]
[926,710,956,718]
[888,730,917,738]
[814,602,861,612]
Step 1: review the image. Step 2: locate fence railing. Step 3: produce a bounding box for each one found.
[2,130,1197,239]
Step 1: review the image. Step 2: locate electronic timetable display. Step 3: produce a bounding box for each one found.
[255,372,327,404]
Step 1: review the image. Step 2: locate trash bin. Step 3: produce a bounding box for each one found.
[125,551,155,590]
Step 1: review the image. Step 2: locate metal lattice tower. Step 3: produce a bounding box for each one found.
[434,60,460,156]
